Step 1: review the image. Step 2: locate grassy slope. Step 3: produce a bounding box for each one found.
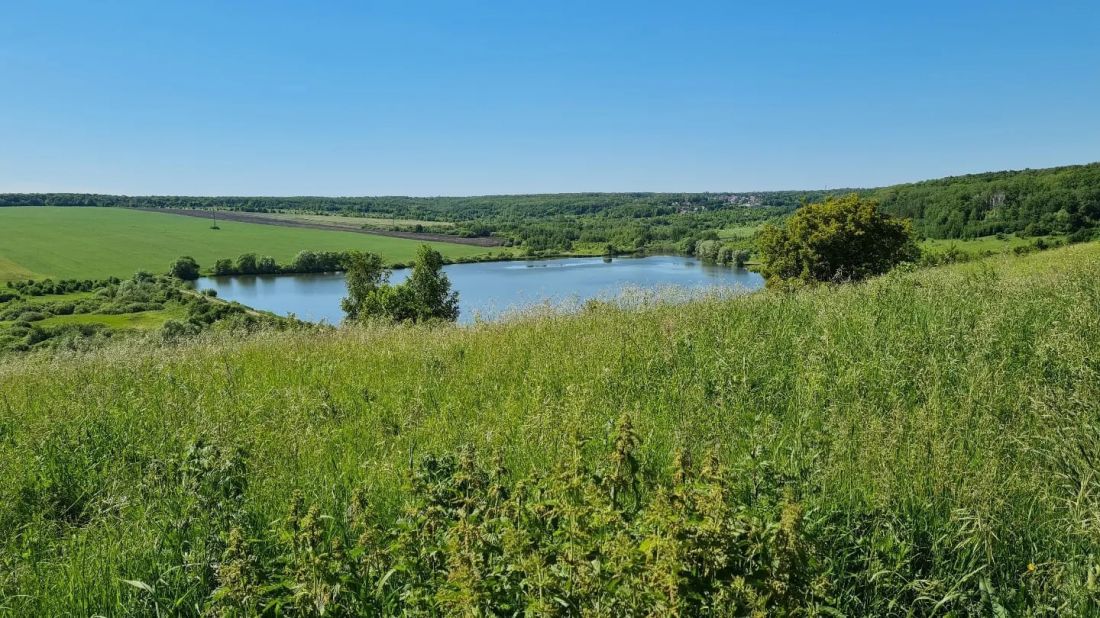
[0,207,487,281]
[1,243,1098,613]
[921,233,1061,254]
[35,305,188,330]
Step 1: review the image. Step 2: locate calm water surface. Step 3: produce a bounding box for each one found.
[193,255,764,324]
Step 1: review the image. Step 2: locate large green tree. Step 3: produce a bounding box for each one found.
[758,194,918,286]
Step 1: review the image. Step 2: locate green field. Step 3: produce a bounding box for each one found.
[0,207,488,282]
[716,223,764,239]
[2,243,1098,614]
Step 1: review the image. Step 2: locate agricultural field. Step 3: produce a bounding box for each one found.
[261,212,455,229]
[1,242,1098,614]
[0,207,488,282]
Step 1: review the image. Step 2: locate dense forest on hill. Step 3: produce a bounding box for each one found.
[871,162,1100,238]
[3,163,1098,248]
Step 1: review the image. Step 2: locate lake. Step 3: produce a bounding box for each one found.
[192,255,765,324]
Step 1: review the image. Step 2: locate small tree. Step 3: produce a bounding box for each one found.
[734,250,750,268]
[340,252,389,321]
[341,246,459,324]
[213,258,235,276]
[257,256,279,274]
[405,245,459,322]
[169,256,200,280]
[758,194,918,287]
[236,253,258,275]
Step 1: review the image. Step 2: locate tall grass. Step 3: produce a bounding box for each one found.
[1,243,1098,614]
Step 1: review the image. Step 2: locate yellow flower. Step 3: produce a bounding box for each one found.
[1027,562,1037,573]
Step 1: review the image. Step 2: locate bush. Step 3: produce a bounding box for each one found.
[213,259,235,276]
[160,319,202,342]
[235,253,258,275]
[758,194,918,286]
[1068,227,1095,244]
[169,256,201,281]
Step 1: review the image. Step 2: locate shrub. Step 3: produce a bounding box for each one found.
[213,259,235,276]
[206,418,831,615]
[160,319,202,342]
[169,256,201,281]
[235,253,258,275]
[758,194,918,286]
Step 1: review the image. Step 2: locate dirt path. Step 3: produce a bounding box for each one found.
[132,207,503,247]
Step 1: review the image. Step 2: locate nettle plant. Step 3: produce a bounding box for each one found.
[207,415,832,616]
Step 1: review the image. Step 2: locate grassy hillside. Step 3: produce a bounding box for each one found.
[0,207,488,282]
[1,244,1098,614]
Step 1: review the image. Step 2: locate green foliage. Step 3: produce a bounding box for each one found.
[343,246,459,324]
[234,253,258,275]
[759,194,918,286]
[0,273,295,353]
[202,424,830,615]
[168,256,200,281]
[213,258,234,276]
[339,251,388,321]
[403,245,459,323]
[872,162,1100,238]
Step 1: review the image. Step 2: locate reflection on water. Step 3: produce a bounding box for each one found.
[193,255,764,324]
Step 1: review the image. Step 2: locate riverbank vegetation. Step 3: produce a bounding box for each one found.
[0,273,294,353]
[342,246,459,324]
[1,241,1098,614]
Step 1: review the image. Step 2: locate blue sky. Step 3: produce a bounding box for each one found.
[1,1,1097,196]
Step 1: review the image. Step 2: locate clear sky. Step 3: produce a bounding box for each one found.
[2,1,1098,196]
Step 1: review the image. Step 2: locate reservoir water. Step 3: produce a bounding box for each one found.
[193,254,764,324]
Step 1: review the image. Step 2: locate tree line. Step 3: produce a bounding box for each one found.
[171,246,461,324]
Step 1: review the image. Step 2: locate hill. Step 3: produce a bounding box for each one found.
[872,162,1100,239]
[1,242,1097,614]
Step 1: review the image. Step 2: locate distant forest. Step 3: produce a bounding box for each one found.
[3,163,1098,246]
[870,163,1100,238]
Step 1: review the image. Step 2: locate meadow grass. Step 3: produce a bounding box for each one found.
[35,306,187,330]
[0,243,1098,614]
[0,207,487,282]
[717,223,763,239]
[920,233,1061,255]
